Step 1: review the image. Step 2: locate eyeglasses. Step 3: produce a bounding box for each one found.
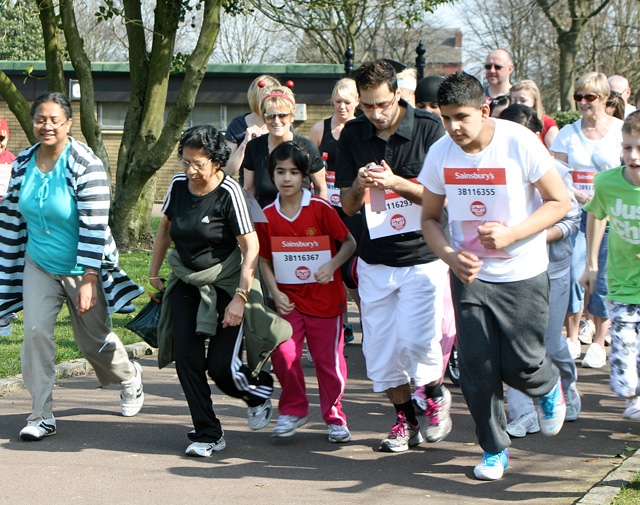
[573,93,600,103]
[360,94,397,112]
[485,64,504,71]
[33,118,69,130]
[263,113,290,121]
[181,159,211,171]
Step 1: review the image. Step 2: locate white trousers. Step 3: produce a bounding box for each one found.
[358,259,447,392]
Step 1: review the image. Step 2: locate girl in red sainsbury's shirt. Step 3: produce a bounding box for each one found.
[255,141,356,442]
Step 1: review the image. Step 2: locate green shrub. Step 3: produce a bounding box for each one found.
[550,110,581,129]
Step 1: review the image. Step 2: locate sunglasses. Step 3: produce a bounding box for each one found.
[491,95,510,107]
[485,64,504,71]
[573,93,600,103]
[264,112,290,120]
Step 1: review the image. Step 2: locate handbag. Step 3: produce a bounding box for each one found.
[125,294,163,348]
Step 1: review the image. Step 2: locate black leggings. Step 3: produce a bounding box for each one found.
[171,280,274,442]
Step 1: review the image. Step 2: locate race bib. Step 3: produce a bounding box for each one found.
[326,171,341,207]
[0,163,11,199]
[444,167,510,221]
[572,171,595,196]
[271,235,332,284]
[363,179,422,239]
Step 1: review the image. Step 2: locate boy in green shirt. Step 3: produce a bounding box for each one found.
[581,110,640,419]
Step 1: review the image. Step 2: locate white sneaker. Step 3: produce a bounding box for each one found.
[272,414,308,437]
[121,361,144,417]
[423,386,452,443]
[578,319,595,344]
[582,343,606,369]
[20,416,57,441]
[565,384,581,421]
[506,411,540,438]
[247,399,273,430]
[622,397,640,420]
[327,424,351,443]
[474,450,509,481]
[567,340,581,360]
[536,379,566,436]
[185,437,226,457]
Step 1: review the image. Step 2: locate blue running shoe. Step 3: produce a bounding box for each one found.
[536,378,566,436]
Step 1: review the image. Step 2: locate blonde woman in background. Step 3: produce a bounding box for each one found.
[224,74,281,177]
[243,86,327,208]
[310,78,361,343]
[510,79,559,149]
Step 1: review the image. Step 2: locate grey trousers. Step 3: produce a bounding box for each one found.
[450,272,559,453]
[21,255,134,420]
[507,271,578,420]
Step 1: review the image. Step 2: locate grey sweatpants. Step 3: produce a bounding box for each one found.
[21,255,134,421]
[450,272,559,453]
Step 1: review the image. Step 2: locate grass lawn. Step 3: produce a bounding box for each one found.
[0,217,169,378]
[612,470,640,504]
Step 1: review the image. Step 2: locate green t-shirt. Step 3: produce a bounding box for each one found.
[584,166,640,304]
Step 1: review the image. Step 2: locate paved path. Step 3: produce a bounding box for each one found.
[1,322,639,505]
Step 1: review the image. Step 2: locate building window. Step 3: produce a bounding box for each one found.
[98,103,252,131]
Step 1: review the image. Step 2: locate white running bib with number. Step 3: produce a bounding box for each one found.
[364,178,422,239]
[444,167,510,221]
[571,171,595,196]
[326,171,341,207]
[271,235,332,284]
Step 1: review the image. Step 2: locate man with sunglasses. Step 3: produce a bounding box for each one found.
[336,59,451,453]
[484,49,514,102]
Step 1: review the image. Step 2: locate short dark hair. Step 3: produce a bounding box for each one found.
[623,110,640,136]
[30,92,73,120]
[353,60,397,94]
[499,104,543,134]
[178,125,230,168]
[268,142,310,184]
[437,72,485,108]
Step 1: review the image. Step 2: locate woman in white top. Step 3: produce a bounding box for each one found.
[551,72,623,368]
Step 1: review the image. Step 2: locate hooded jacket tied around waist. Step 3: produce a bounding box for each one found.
[157,247,292,376]
[0,138,143,319]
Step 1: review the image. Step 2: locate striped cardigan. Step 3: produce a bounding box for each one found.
[0,138,143,318]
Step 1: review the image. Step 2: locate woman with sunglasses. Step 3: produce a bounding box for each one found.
[551,72,623,368]
[0,92,145,441]
[242,86,327,208]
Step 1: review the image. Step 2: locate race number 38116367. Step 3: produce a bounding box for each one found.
[271,235,333,284]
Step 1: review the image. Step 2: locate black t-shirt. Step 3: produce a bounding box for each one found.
[163,173,255,271]
[335,101,446,267]
[243,134,324,208]
[224,114,250,145]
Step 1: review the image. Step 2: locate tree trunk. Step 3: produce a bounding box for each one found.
[557,30,580,111]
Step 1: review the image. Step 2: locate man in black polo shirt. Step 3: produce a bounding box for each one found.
[336,60,451,452]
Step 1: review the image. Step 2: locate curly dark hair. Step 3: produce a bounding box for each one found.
[178,125,231,168]
[353,60,397,94]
